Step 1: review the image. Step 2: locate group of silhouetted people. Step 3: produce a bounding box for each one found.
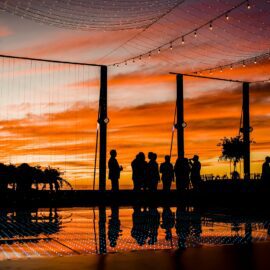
[108,149,201,191]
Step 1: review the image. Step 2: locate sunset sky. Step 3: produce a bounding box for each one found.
[0,0,269,189]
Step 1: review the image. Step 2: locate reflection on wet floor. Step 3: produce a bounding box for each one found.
[0,206,270,260]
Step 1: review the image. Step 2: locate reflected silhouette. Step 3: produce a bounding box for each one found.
[131,206,160,246]
[0,208,61,243]
[0,206,269,259]
[175,206,191,249]
[161,207,175,241]
[131,206,148,246]
[147,207,160,245]
[108,206,122,247]
[99,206,107,254]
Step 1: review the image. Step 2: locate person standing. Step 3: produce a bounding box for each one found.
[160,155,174,191]
[174,157,190,191]
[108,149,123,191]
[262,156,270,182]
[189,155,201,190]
[131,152,147,191]
[147,152,160,191]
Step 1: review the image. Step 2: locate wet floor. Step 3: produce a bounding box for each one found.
[0,207,270,260]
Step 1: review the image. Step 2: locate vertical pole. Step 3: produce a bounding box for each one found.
[99,66,107,190]
[243,82,250,180]
[176,74,184,158]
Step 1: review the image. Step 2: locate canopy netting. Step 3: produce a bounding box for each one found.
[0,0,184,31]
[0,56,100,190]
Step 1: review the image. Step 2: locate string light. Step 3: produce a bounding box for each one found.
[112,0,251,66]
[193,51,269,75]
[247,1,251,9]
[181,36,185,45]
[0,0,185,31]
[170,43,173,50]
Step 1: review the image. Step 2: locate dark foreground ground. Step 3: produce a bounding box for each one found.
[1,242,270,270]
[1,181,270,214]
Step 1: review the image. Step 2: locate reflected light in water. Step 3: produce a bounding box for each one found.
[0,207,270,260]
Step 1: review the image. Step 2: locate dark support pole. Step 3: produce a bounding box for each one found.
[176,74,184,158]
[243,82,250,180]
[99,66,107,190]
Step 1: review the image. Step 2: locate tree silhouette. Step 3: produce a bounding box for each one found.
[218,135,254,178]
[0,163,73,192]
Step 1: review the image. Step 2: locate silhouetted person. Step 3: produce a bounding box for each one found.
[108,206,121,247]
[108,150,123,191]
[161,207,175,241]
[174,157,190,191]
[131,152,147,191]
[147,152,160,191]
[189,155,201,190]
[261,156,270,182]
[160,155,174,191]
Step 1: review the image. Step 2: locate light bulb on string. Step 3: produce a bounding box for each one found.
[230,65,233,70]
[158,48,161,54]
[148,52,151,58]
[170,43,173,50]
[194,30,197,37]
[254,58,257,64]
[242,61,246,67]
[181,36,185,44]
[209,22,213,30]
[226,14,229,20]
[220,67,223,72]
[247,1,251,9]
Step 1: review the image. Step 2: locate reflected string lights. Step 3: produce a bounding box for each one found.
[0,207,270,260]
